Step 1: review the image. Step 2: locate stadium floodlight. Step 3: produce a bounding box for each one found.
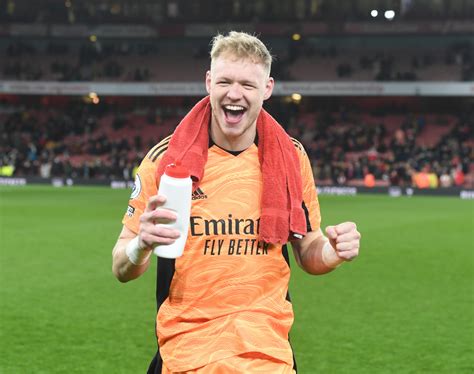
[292,33,301,41]
[291,93,302,103]
[384,10,395,20]
[371,10,378,17]
[88,92,100,104]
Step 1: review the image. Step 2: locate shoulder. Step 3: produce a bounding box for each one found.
[290,137,307,157]
[289,136,313,176]
[145,134,172,163]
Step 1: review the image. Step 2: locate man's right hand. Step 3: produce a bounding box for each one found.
[112,195,180,282]
[138,195,181,250]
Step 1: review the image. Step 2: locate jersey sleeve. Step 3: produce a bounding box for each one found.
[121,136,170,233]
[292,138,321,233]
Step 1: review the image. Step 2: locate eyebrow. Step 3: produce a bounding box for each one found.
[215,75,258,86]
[238,79,257,86]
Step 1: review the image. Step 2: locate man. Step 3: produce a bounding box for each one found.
[112,31,361,374]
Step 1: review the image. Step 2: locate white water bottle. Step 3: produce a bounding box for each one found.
[154,162,192,258]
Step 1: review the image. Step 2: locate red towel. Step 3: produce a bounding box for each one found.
[156,96,307,244]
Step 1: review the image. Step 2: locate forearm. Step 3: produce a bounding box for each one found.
[112,237,151,283]
[292,230,343,275]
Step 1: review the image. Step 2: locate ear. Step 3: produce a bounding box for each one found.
[263,77,274,101]
[205,71,211,94]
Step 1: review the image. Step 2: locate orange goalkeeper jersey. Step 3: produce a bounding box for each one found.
[122,137,321,373]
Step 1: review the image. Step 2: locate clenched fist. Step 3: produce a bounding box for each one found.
[325,222,361,261]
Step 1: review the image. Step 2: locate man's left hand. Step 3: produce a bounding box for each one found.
[325,222,361,261]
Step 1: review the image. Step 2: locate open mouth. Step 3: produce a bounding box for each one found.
[223,104,246,124]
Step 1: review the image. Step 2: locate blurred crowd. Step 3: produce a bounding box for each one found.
[1,1,472,189]
[0,102,142,181]
[2,41,155,82]
[286,110,472,188]
[1,100,472,189]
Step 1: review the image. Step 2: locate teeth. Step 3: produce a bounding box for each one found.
[224,105,245,111]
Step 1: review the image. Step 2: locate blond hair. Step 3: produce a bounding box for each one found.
[210,31,272,76]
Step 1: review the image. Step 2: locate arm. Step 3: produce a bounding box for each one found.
[112,225,151,283]
[292,222,361,275]
[112,195,180,283]
[289,140,361,274]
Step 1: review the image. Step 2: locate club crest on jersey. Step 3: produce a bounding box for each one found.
[126,205,135,217]
[130,174,142,200]
[192,187,207,200]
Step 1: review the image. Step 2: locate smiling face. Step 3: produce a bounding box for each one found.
[206,53,274,151]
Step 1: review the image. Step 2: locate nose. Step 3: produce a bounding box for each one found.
[226,83,243,100]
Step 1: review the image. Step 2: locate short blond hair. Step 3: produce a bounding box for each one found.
[210,31,273,76]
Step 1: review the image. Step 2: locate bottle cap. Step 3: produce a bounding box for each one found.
[164,161,190,178]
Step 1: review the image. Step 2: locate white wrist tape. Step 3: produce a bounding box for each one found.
[321,239,344,268]
[125,237,151,265]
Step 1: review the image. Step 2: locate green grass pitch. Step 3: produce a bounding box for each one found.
[0,186,473,373]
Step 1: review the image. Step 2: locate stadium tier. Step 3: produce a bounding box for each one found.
[1,3,474,374]
[1,97,472,188]
[1,0,474,23]
[1,37,473,82]
[1,1,473,190]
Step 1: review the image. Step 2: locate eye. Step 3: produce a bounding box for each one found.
[217,81,229,86]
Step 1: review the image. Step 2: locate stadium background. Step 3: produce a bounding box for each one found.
[0,0,473,373]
